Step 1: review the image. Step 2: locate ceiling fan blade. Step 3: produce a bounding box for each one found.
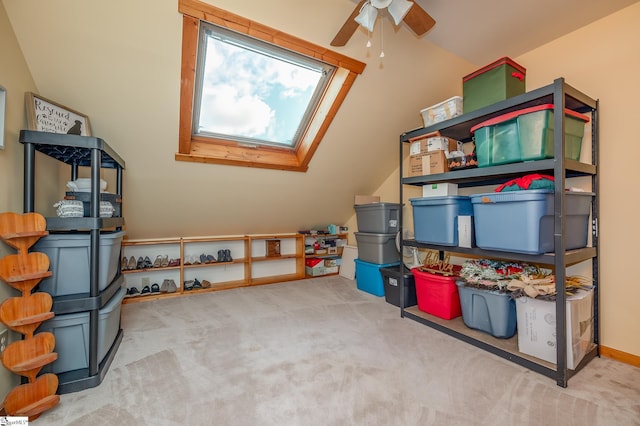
[331,0,367,47]
[403,0,435,36]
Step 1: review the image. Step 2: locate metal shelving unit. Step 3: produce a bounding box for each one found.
[398,78,599,387]
[20,130,126,394]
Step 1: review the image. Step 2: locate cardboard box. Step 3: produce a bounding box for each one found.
[422,151,449,175]
[410,137,461,156]
[516,289,594,369]
[354,195,381,205]
[422,183,458,197]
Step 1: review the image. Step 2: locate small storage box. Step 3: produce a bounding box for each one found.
[456,280,517,338]
[420,96,463,128]
[516,289,594,369]
[34,230,125,296]
[471,104,590,167]
[409,196,473,246]
[39,286,125,374]
[380,266,417,308]
[470,190,592,254]
[355,259,400,297]
[462,57,526,113]
[354,232,400,264]
[354,202,400,234]
[65,192,122,217]
[412,267,461,320]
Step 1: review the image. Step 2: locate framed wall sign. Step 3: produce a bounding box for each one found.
[0,85,6,149]
[25,92,91,136]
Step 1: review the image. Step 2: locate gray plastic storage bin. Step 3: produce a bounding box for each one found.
[354,232,400,264]
[34,230,124,296]
[470,190,592,254]
[409,196,473,246]
[39,286,125,374]
[456,280,516,338]
[354,202,400,233]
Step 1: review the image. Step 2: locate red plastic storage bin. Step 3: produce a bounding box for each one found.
[412,267,462,320]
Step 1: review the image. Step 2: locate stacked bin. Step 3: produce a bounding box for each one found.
[353,203,401,296]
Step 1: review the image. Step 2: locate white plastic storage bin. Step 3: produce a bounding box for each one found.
[470,190,592,254]
[409,196,473,246]
[354,232,399,264]
[39,286,125,374]
[420,96,463,127]
[515,289,594,369]
[34,230,124,296]
[354,202,400,233]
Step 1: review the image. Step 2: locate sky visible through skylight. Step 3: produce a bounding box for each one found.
[198,35,323,146]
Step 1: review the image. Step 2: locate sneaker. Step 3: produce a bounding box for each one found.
[141,285,151,295]
[225,249,233,262]
[184,280,194,290]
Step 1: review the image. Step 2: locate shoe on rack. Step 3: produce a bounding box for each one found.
[128,256,136,270]
[225,249,233,262]
[193,278,202,289]
[202,279,212,289]
[184,280,194,290]
[200,254,208,264]
[136,256,144,269]
[168,258,180,267]
[151,283,160,293]
[218,249,225,262]
[153,255,163,268]
[206,254,216,263]
[126,286,140,297]
[143,256,153,268]
[141,285,151,295]
[121,256,129,271]
[160,255,170,267]
[160,279,177,293]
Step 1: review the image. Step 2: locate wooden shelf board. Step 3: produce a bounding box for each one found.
[403,306,556,369]
[250,273,304,286]
[251,254,300,262]
[122,265,181,274]
[6,312,55,327]
[122,237,181,246]
[10,353,58,373]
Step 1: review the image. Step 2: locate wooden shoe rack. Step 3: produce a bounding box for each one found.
[0,212,60,421]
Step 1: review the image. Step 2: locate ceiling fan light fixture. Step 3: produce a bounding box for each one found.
[354,2,378,33]
[371,0,393,9]
[388,0,414,26]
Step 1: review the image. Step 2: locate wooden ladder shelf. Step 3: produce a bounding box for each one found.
[0,212,60,421]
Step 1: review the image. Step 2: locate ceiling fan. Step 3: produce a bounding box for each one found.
[331,0,436,47]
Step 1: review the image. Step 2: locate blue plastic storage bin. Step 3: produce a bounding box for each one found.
[409,196,473,246]
[470,190,593,254]
[354,259,400,297]
[456,280,517,338]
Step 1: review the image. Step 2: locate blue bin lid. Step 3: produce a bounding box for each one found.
[409,196,470,206]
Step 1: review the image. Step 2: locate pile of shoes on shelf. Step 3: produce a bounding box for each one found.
[121,255,181,270]
[183,278,213,291]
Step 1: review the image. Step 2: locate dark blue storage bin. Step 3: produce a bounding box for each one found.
[470,189,593,254]
[409,196,473,246]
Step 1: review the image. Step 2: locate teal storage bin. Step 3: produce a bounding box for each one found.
[355,259,400,297]
[470,190,593,254]
[471,104,590,167]
[410,196,473,246]
[456,280,516,338]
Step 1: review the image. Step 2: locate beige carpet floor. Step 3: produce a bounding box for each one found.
[36,275,640,425]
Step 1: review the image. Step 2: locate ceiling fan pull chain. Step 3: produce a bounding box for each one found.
[379,20,385,58]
